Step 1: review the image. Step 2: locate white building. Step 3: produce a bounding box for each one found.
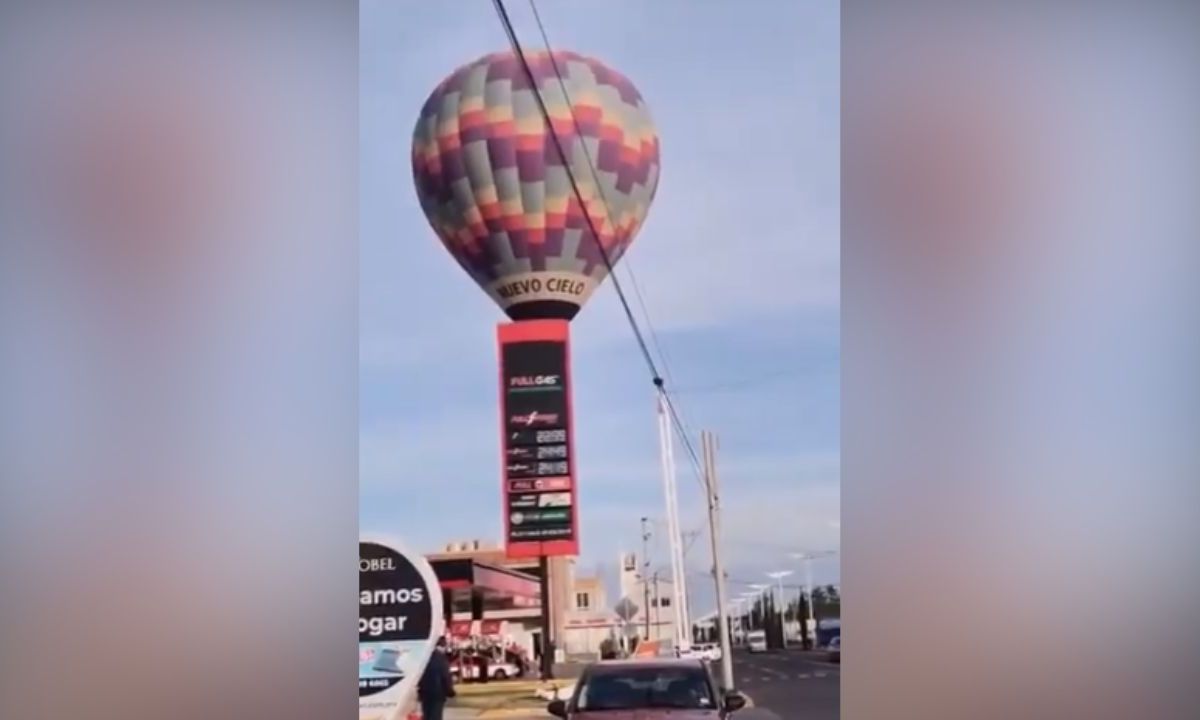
[557,552,684,657]
[560,571,619,659]
[616,551,678,646]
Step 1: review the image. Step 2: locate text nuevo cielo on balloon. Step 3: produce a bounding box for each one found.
[487,271,597,309]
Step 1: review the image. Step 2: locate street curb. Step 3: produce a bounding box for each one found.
[477,709,549,719]
[456,680,545,696]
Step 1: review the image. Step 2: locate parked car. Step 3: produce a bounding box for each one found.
[547,658,747,719]
[745,630,768,654]
[676,644,719,662]
[451,659,521,681]
[827,637,840,663]
[696,644,723,662]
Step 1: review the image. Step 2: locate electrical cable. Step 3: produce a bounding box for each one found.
[491,0,656,375]
[494,5,734,618]
[534,1,708,489]
[493,0,710,494]
[672,368,813,395]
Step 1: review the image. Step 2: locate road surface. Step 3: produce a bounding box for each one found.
[732,648,840,719]
[442,649,840,719]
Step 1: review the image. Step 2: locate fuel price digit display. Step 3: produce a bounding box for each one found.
[536,461,569,476]
[536,429,566,444]
[537,445,568,459]
[507,428,567,447]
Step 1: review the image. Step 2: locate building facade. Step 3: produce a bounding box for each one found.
[616,551,678,646]
[427,539,574,663]
[560,572,619,658]
[426,541,683,661]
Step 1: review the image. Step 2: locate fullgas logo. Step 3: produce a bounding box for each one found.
[508,374,562,392]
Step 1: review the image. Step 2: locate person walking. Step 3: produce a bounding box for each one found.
[417,637,455,720]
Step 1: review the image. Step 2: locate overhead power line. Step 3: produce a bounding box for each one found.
[490,0,652,372]
[523,2,705,482]
[491,0,707,493]
[672,369,812,395]
[685,571,840,593]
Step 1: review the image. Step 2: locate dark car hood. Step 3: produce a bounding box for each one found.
[572,711,720,720]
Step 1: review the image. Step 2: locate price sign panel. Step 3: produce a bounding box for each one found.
[498,320,579,558]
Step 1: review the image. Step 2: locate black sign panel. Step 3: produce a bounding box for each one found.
[359,542,434,697]
[359,542,432,642]
[500,334,577,554]
[504,342,568,432]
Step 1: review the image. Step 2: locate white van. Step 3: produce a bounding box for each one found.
[746,630,768,653]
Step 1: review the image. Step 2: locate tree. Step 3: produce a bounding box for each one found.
[797,592,813,649]
[813,585,841,619]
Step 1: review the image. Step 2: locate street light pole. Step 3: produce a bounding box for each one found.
[737,596,749,633]
[805,561,815,635]
[766,570,794,649]
[732,598,742,642]
[749,583,769,634]
[791,551,838,649]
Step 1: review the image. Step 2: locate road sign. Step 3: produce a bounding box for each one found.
[614,596,640,623]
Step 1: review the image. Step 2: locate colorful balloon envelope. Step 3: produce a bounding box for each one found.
[412,50,660,321]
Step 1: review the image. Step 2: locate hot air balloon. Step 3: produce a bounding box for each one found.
[412,50,660,321]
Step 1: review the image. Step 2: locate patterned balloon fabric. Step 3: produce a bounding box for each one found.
[412,50,661,321]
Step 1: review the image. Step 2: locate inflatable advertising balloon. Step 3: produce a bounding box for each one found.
[359,537,444,720]
[412,50,660,321]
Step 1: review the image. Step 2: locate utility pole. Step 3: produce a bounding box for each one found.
[702,431,735,691]
[652,573,660,640]
[655,382,691,653]
[681,528,702,646]
[641,517,651,639]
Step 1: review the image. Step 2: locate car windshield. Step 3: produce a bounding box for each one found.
[576,666,717,712]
